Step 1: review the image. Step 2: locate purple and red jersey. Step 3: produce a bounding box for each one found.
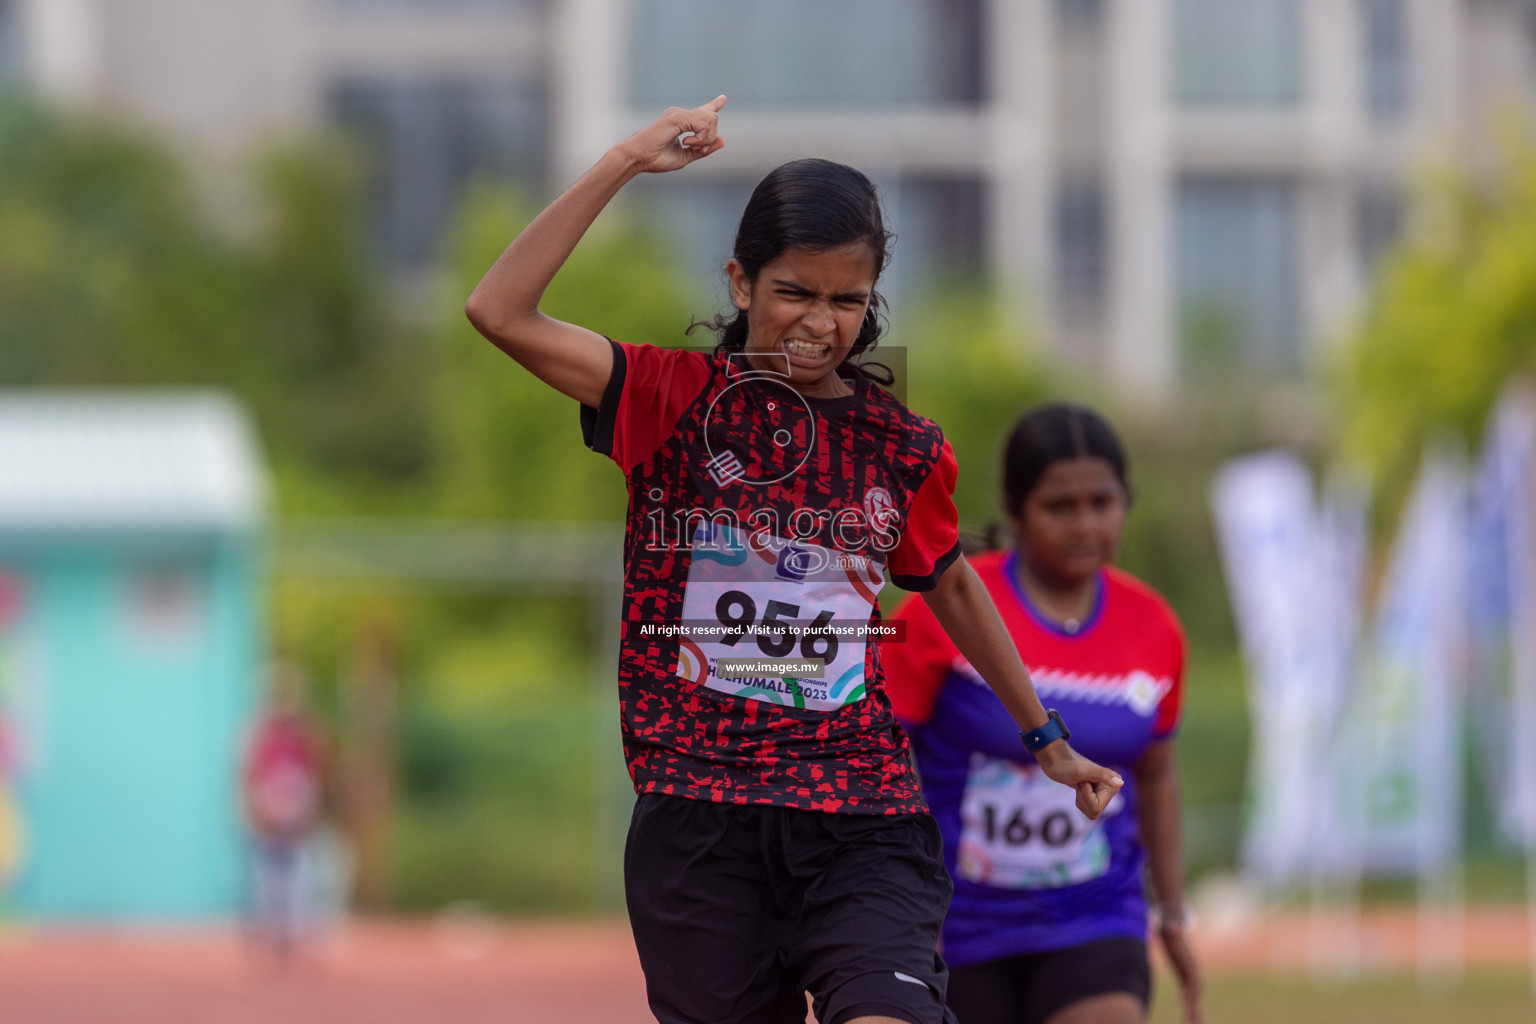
[884,549,1185,965]
[581,341,962,814]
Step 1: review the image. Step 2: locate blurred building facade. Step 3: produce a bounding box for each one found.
[4,0,1535,394]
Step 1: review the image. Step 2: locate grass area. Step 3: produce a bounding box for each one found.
[390,697,629,913]
[1171,646,1249,876]
[1150,970,1536,1023]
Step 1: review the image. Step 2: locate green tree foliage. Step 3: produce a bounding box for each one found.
[0,98,428,497]
[427,183,704,521]
[0,100,244,384]
[244,145,431,488]
[1339,136,1536,511]
[891,286,1052,529]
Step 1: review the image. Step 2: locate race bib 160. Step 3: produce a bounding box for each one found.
[957,753,1124,890]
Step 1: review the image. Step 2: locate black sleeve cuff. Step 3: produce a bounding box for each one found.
[890,538,963,593]
[579,338,627,456]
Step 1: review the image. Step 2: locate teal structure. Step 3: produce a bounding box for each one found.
[0,392,266,920]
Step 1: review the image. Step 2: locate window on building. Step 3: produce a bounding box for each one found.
[1361,0,1409,122]
[1055,179,1107,313]
[1528,1,1536,73]
[1176,177,1301,376]
[627,0,984,109]
[0,0,23,86]
[1173,0,1302,108]
[902,177,985,274]
[1356,183,1404,280]
[1057,0,1103,31]
[329,77,546,268]
[329,0,533,8]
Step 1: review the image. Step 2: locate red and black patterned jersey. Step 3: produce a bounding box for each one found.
[580,340,962,814]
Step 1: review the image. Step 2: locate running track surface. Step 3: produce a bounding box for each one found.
[0,908,1530,1024]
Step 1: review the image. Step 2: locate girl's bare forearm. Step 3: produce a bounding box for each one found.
[466,146,641,340]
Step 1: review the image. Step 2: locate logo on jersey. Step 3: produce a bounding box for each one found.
[1123,671,1166,716]
[864,487,899,531]
[706,450,746,486]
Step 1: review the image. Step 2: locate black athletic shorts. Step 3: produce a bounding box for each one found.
[624,793,960,1024]
[945,937,1151,1024]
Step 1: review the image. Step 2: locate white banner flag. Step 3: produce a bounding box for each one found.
[1467,385,1536,849]
[1352,444,1467,875]
[1211,452,1362,887]
[1311,473,1370,878]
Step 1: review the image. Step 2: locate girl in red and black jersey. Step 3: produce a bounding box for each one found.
[465,96,1122,1024]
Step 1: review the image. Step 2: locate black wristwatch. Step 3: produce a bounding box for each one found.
[1020,709,1070,753]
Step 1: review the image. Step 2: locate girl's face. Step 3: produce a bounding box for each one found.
[727,243,877,399]
[1014,457,1127,587]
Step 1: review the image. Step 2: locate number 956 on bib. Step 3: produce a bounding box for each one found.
[674,522,884,712]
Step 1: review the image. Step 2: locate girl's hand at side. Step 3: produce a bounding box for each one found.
[1033,741,1123,819]
[1158,911,1204,1024]
[616,96,727,174]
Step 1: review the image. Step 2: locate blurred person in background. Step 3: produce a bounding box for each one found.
[0,715,20,906]
[243,661,328,962]
[465,96,1122,1024]
[884,404,1202,1024]
[0,574,24,907]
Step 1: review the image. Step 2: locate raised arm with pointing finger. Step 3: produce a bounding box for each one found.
[465,96,727,408]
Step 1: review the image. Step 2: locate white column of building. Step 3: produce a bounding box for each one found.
[16,0,99,105]
[984,0,1053,339]
[551,0,629,188]
[1408,0,1467,158]
[1301,0,1365,361]
[1105,0,1174,397]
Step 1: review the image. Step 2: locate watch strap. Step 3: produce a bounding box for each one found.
[1020,708,1070,752]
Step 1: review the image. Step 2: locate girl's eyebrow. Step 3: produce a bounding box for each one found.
[770,278,871,301]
